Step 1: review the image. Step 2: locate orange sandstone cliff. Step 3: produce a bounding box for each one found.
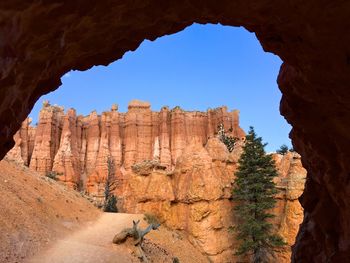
[6,100,306,262]
[122,139,306,262]
[7,100,245,192]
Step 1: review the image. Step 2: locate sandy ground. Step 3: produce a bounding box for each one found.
[27,213,209,263]
[0,159,100,263]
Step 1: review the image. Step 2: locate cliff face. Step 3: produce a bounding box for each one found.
[6,118,36,167]
[272,152,306,262]
[7,100,245,192]
[122,139,306,262]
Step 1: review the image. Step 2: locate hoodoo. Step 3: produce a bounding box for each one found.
[7,101,245,191]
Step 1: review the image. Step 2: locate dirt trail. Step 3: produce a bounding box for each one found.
[27,212,209,263]
[0,160,207,263]
[0,159,100,262]
[27,213,144,263]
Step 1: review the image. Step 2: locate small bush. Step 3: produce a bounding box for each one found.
[172,257,180,263]
[277,144,289,155]
[217,124,239,152]
[46,171,58,180]
[144,213,160,225]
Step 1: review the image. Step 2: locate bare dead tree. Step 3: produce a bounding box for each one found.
[112,220,160,262]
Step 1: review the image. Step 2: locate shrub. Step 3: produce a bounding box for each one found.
[217,123,239,152]
[46,171,58,180]
[276,144,289,155]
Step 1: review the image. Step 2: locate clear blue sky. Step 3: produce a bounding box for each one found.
[29,23,291,152]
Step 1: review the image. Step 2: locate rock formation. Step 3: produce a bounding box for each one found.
[6,118,36,166]
[7,100,245,192]
[273,152,307,262]
[6,101,306,262]
[29,101,64,174]
[122,139,306,262]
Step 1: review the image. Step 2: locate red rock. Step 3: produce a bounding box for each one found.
[52,108,81,189]
[11,101,243,189]
[6,118,40,166]
[124,100,154,169]
[29,102,64,174]
[5,131,24,165]
[121,138,306,262]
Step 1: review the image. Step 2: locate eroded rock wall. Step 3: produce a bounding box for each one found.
[29,102,64,173]
[7,100,245,193]
[122,138,306,262]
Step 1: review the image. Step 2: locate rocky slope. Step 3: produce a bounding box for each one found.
[7,102,306,262]
[0,158,100,263]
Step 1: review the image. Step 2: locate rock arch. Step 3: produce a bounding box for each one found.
[1,1,350,262]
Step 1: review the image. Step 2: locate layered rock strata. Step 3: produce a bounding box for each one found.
[7,100,245,192]
[122,139,306,262]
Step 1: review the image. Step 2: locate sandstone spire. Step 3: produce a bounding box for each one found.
[8,100,245,190]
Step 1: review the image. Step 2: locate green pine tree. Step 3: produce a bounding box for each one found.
[232,127,286,263]
[217,123,239,152]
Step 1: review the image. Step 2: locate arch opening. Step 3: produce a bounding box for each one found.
[1,2,349,262]
[8,24,302,262]
[29,23,289,152]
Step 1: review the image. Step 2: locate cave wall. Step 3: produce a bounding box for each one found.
[1,1,350,261]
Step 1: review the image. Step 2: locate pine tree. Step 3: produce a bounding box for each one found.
[232,127,285,263]
[103,156,118,212]
[217,123,238,152]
